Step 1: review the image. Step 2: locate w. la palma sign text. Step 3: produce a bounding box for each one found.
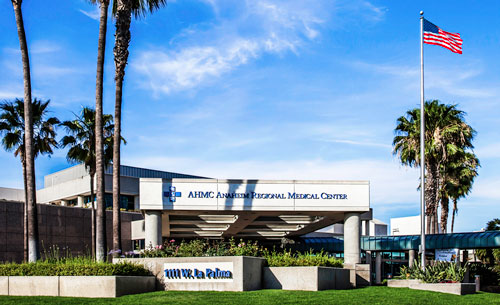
[163,262,233,283]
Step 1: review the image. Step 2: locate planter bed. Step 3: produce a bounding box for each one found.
[263,266,350,291]
[0,275,155,298]
[388,279,475,295]
[114,256,266,291]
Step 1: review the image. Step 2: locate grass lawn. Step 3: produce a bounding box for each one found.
[0,287,498,304]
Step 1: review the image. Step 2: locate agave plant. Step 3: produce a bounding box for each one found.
[398,260,466,283]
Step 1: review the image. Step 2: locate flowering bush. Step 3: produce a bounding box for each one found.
[141,238,265,258]
[228,239,264,257]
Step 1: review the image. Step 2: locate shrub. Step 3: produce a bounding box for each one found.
[264,249,343,267]
[0,259,150,276]
[138,239,343,268]
[141,238,265,258]
[468,263,500,286]
[397,261,466,283]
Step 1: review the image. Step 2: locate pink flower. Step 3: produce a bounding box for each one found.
[170,239,175,243]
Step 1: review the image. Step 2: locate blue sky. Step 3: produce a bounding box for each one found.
[1,0,499,232]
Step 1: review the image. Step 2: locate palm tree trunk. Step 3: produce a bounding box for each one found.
[21,157,28,262]
[424,161,438,234]
[90,173,96,259]
[451,198,457,233]
[434,211,439,233]
[440,195,449,233]
[112,0,131,257]
[95,0,110,262]
[12,0,39,262]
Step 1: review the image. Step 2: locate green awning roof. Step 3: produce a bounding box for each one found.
[298,231,500,252]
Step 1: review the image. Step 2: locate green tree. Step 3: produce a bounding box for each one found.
[60,107,115,258]
[442,152,479,233]
[0,98,59,261]
[10,0,40,262]
[393,100,475,234]
[88,0,111,262]
[476,219,500,265]
[111,0,167,256]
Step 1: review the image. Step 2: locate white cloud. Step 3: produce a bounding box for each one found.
[133,0,385,95]
[319,138,391,149]
[467,177,500,201]
[30,40,61,54]
[475,142,500,159]
[0,89,22,99]
[350,60,497,99]
[79,7,100,21]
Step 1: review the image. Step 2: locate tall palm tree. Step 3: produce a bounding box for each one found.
[446,152,479,233]
[393,100,475,234]
[0,98,59,262]
[60,107,115,257]
[111,0,167,256]
[89,0,110,262]
[11,0,39,262]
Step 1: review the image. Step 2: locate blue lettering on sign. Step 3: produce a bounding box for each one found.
[167,189,349,201]
[181,269,193,278]
[164,269,181,278]
[188,191,215,199]
[164,267,232,280]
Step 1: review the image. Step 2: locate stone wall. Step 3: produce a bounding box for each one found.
[0,200,143,262]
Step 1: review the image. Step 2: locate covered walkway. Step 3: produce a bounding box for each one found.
[298,231,500,283]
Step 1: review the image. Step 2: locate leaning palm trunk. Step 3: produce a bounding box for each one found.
[440,195,449,233]
[112,0,132,256]
[451,198,458,233]
[12,0,39,262]
[95,0,110,262]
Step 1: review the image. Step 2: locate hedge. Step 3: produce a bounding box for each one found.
[0,261,150,276]
[265,250,343,267]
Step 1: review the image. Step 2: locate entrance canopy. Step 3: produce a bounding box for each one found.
[139,178,370,239]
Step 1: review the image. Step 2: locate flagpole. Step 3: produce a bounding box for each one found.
[419,11,426,269]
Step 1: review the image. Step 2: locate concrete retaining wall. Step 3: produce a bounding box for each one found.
[343,263,371,287]
[410,282,476,295]
[0,276,155,298]
[388,279,476,295]
[263,266,350,291]
[387,279,420,288]
[114,256,266,291]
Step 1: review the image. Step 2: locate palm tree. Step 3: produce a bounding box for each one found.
[89,0,111,262]
[11,0,40,262]
[60,107,114,257]
[476,218,500,265]
[393,100,475,234]
[0,98,59,262]
[447,152,479,233]
[111,0,167,256]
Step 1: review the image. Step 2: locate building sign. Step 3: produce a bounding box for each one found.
[140,179,370,211]
[435,249,458,262]
[163,262,233,283]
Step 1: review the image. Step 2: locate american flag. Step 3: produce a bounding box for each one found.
[423,19,462,54]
